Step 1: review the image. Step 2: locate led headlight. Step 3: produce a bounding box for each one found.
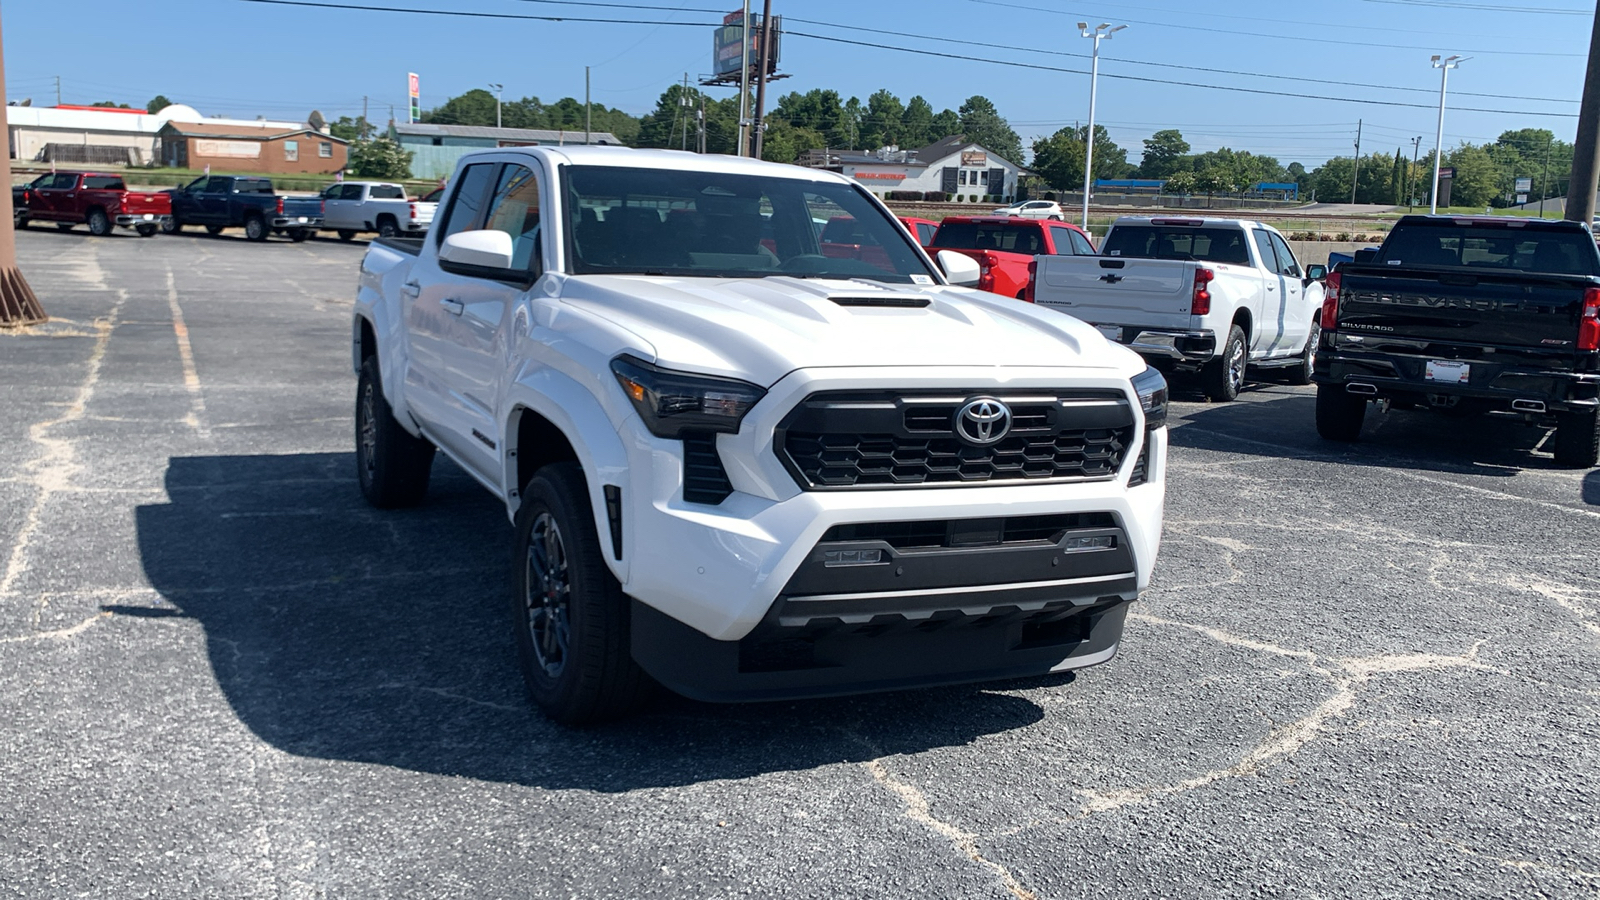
[1131,365,1168,431]
[610,354,767,439]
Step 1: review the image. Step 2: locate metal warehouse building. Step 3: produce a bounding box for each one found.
[392,122,622,181]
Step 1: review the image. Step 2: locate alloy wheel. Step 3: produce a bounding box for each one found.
[525,512,572,678]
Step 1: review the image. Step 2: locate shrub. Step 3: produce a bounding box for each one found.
[924,191,948,202]
[886,190,924,201]
[1335,232,1353,241]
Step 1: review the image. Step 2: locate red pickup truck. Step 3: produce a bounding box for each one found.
[927,215,1098,300]
[15,171,171,237]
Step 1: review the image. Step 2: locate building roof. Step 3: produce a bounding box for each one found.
[4,104,301,136]
[393,122,622,144]
[159,121,347,143]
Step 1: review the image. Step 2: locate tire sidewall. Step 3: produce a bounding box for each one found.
[513,466,602,716]
[245,216,267,241]
[88,210,110,236]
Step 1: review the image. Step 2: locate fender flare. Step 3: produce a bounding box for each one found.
[502,370,633,584]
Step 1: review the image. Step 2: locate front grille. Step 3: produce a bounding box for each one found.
[1127,441,1149,487]
[821,513,1117,549]
[681,432,733,504]
[776,390,1136,490]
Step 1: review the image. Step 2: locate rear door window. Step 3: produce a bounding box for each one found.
[369,184,406,200]
[83,176,126,190]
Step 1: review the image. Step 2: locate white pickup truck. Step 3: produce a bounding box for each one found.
[1031,217,1326,400]
[352,146,1168,723]
[322,181,436,241]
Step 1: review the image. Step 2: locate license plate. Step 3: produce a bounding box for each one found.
[296,216,308,223]
[1425,360,1469,384]
[1094,324,1122,341]
[142,214,153,220]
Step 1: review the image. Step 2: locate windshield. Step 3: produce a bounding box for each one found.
[1101,226,1251,265]
[1377,224,1600,277]
[561,164,935,283]
[930,222,1046,254]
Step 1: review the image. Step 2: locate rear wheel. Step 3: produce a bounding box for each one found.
[513,461,655,725]
[1288,324,1318,386]
[1316,383,1367,441]
[1201,325,1247,402]
[243,215,268,242]
[205,224,225,236]
[135,224,159,238]
[86,209,112,237]
[1553,408,1600,468]
[15,214,28,228]
[355,355,435,508]
[376,216,399,239]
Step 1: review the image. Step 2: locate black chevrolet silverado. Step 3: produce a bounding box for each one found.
[1313,215,1600,467]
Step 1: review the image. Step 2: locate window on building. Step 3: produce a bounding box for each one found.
[958,170,968,185]
[432,137,444,147]
[978,170,988,184]
[319,142,333,158]
[284,140,299,162]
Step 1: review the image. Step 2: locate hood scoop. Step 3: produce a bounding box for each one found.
[828,294,931,309]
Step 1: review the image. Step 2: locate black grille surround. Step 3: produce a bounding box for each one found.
[775,389,1137,490]
[681,432,734,504]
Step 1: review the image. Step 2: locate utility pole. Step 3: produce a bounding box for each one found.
[736,0,752,156]
[1539,137,1552,217]
[585,66,591,144]
[1350,119,1363,205]
[489,83,503,129]
[1568,2,1600,224]
[54,75,61,106]
[698,94,707,154]
[362,96,370,139]
[753,0,774,160]
[2,21,46,326]
[1409,136,1421,211]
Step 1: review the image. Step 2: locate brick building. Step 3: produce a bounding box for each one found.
[158,121,348,175]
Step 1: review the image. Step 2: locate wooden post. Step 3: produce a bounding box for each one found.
[0,4,47,327]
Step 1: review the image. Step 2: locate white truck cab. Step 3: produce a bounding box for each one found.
[351,146,1168,723]
[1031,216,1325,400]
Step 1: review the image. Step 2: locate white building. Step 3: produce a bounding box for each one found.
[6,103,303,167]
[802,136,1027,203]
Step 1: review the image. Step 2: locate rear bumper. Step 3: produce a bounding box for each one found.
[272,216,323,229]
[1099,328,1216,367]
[115,213,171,227]
[1314,343,1600,412]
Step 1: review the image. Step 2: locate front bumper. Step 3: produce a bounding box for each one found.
[612,365,1166,699]
[1314,339,1600,413]
[272,216,323,229]
[116,213,171,228]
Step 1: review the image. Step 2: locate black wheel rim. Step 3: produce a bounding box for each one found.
[358,379,377,483]
[525,512,571,678]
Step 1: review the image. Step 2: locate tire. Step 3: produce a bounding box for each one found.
[244,215,268,242]
[376,216,399,239]
[205,224,225,236]
[56,222,75,232]
[1049,214,1063,221]
[86,209,111,237]
[15,215,28,229]
[135,224,158,238]
[1201,324,1248,402]
[355,355,435,508]
[289,228,311,242]
[1289,324,1318,386]
[337,229,357,242]
[163,216,183,234]
[513,461,655,725]
[1553,408,1600,468]
[1316,383,1368,442]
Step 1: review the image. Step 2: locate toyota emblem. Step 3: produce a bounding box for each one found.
[954,398,1012,445]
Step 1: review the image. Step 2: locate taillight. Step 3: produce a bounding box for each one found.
[1579,285,1600,351]
[977,251,995,292]
[276,196,284,216]
[321,200,326,216]
[1024,259,1037,303]
[409,202,418,221]
[1321,270,1343,330]
[1191,267,1214,316]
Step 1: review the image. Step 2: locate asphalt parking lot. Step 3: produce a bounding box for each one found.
[2,229,1598,899]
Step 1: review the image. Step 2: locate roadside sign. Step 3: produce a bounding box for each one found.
[408,72,421,123]
[1515,177,1532,193]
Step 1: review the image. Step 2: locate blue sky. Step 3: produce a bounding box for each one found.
[3,0,1590,167]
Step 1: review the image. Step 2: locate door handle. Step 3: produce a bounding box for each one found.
[441,299,465,316]
[1266,285,1277,291]
[400,281,422,299]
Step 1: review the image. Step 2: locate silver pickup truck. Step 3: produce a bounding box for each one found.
[321,181,435,241]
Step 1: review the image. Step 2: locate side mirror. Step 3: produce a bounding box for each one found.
[936,249,981,287]
[439,230,515,270]
[1304,264,1326,282]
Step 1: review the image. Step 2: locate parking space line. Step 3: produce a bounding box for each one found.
[164,267,210,438]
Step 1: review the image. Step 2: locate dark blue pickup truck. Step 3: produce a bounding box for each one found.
[161,175,324,242]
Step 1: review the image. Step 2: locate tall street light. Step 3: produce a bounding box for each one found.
[1079,22,1125,229]
[1429,55,1466,214]
[489,82,504,129]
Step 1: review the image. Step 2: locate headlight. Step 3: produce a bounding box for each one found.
[1131,365,1168,431]
[610,354,766,439]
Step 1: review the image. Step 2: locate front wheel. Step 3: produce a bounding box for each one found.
[1553,408,1599,468]
[355,355,435,508]
[244,215,268,242]
[1289,324,1318,386]
[1201,324,1248,401]
[1316,383,1367,441]
[376,217,399,239]
[135,224,159,238]
[513,461,655,725]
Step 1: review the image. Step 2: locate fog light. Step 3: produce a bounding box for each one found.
[1061,535,1116,553]
[823,548,884,567]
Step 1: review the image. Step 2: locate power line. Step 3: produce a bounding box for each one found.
[1358,0,1588,13]
[233,0,715,26]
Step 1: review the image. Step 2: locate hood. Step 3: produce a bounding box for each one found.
[556,274,1121,386]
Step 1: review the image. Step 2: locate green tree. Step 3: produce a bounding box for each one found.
[931,108,961,142]
[1137,129,1190,179]
[860,89,905,150]
[761,120,827,164]
[901,96,936,147]
[1163,170,1197,195]
[957,95,1022,164]
[146,95,173,115]
[90,100,132,109]
[773,89,853,148]
[330,116,375,142]
[1391,148,1406,206]
[1031,125,1131,190]
[1445,143,1501,208]
[347,137,414,179]
[422,89,499,126]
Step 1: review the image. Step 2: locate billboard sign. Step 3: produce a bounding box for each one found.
[1514,177,1532,193]
[408,72,421,123]
[961,150,988,167]
[713,13,780,77]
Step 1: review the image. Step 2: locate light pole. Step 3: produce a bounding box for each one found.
[1078,22,1125,230]
[1429,55,1466,214]
[488,83,503,129]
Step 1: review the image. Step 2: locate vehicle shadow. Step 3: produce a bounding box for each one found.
[1169,386,1567,477]
[133,453,1048,791]
[1585,470,1600,505]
